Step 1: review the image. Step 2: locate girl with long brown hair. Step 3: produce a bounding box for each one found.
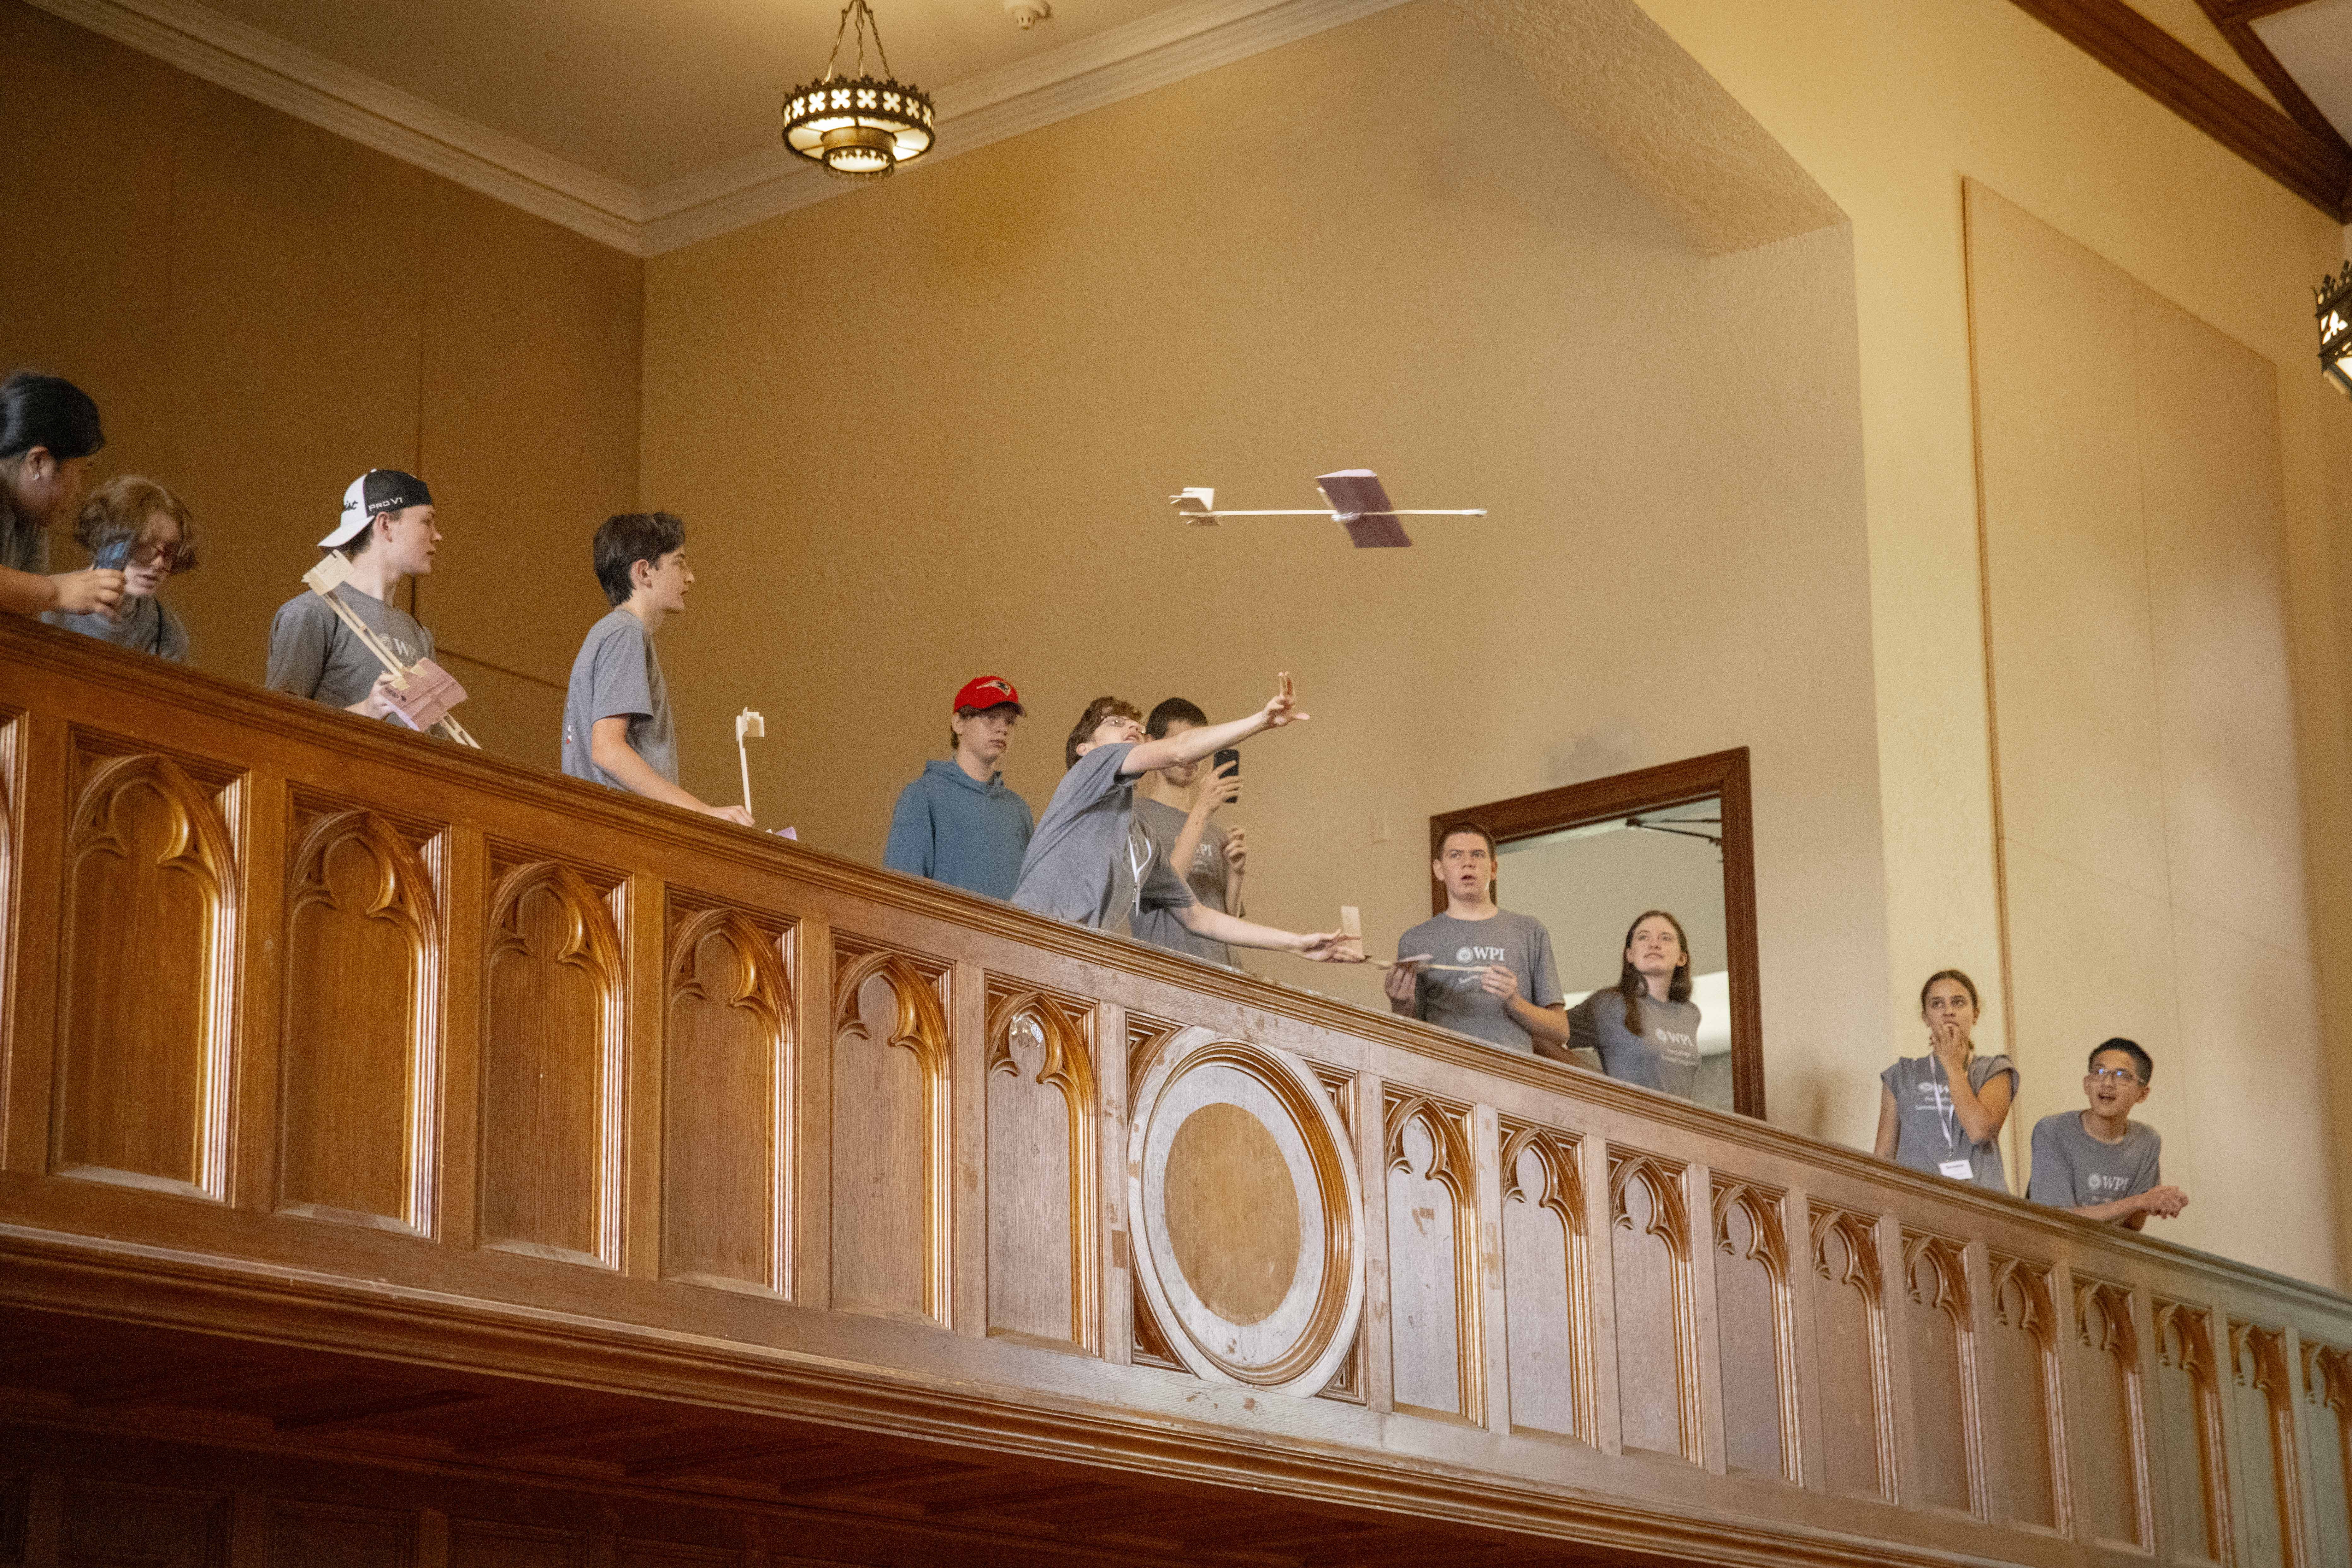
[1562,909,1702,1098]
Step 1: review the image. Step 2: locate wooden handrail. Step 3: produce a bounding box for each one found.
[1,616,2347,1566]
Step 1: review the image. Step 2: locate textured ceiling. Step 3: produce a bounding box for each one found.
[192,0,1191,188]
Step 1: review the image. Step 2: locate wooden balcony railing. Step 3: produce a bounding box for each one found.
[2,617,2349,1567]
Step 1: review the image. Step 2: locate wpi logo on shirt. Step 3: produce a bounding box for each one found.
[1455,946,1506,964]
[2089,1173,2129,1193]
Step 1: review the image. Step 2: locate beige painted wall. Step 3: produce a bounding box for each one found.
[1638,0,2352,1283]
[1969,181,2330,1279]
[0,0,640,766]
[639,3,1890,1137]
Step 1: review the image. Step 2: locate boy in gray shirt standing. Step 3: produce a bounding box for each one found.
[561,511,752,825]
[2026,1038,2188,1230]
[1386,822,1567,1056]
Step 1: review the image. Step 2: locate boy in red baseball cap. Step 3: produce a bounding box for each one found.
[883,675,1034,899]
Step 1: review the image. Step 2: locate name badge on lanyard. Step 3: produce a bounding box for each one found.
[1938,1158,1974,1180]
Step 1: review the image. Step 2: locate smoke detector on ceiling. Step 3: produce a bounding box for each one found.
[1004,0,1051,28]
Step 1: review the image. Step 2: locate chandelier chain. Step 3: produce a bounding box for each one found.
[822,0,899,84]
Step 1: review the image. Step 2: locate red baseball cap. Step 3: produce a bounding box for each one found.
[953,675,1023,714]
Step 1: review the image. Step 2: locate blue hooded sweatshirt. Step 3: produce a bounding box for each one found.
[883,759,1035,900]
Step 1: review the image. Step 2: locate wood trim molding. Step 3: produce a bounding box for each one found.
[28,0,1418,258]
[2195,0,2352,155]
[1431,748,1766,1119]
[2006,0,2352,219]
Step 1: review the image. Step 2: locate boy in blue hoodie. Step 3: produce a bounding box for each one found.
[883,675,1034,899]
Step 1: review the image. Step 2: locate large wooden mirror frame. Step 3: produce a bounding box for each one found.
[1432,747,1763,1118]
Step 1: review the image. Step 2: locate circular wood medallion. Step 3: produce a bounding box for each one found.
[1164,1102,1301,1324]
[1129,1030,1362,1393]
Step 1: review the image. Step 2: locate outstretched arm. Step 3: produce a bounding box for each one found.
[1173,901,1354,960]
[1122,672,1308,775]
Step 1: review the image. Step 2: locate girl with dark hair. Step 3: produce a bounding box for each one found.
[0,371,124,619]
[1873,969,2018,1192]
[45,476,198,660]
[1563,910,1703,1097]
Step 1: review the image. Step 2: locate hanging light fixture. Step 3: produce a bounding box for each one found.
[782,0,935,181]
[2316,262,2352,399]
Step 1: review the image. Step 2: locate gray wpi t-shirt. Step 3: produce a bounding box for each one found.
[1128,796,1236,964]
[266,585,433,714]
[1011,743,1193,931]
[563,606,676,789]
[2026,1111,2161,1209]
[1881,1051,2018,1192]
[1395,909,1563,1055]
[1568,987,1704,1098]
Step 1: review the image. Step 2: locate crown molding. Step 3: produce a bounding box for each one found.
[32,0,1413,260]
[638,0,1414,253]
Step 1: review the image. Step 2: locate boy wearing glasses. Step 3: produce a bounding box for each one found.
[1011,674,1352,964]
[2026,1038,2190,1229]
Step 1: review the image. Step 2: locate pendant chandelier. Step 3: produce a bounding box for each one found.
[2318,262,2352,399]
[782,0,936,181]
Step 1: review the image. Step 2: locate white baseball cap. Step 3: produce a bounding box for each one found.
[319,469,434,549]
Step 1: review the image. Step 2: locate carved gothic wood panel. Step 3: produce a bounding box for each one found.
[662,907,792,1296]
[1712,1177,1797,1480]
[831,937,952,1325]
[1900,1231,1979,1515]
[59,1480,229,1566]
[1384,1092,1480,1421]
[53,752,238,1196]
[2302,1342,2352,1566]
[479,860,626,1267]
[2151,1300,2226,1565]
[1609,1147,1698,1462]
[1809,1206,1893,1499]
[2073,1278,2151,1551]
[1501,1122,1592,1443]
[268,1501,418,1566]
[1985,1256,2064,1530]
[985,980,1097,1351]
[2228,1320,2305,1568]
[279,808,441,1230]
[449,1519,589,1568]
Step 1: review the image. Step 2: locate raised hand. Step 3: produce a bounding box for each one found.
[1261,670,1309,730]
[1383,957,1422,1004]
[1222,825,1247,874]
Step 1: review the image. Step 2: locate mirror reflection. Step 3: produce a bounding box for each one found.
[1498,796,1733,1112]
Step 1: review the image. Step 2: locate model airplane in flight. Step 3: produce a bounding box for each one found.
[1169,469,1485,549]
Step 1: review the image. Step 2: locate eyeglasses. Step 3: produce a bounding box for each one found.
[2086,1066,2145,1086]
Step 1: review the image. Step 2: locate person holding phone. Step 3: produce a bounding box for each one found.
[1011,675,1352,967]
[0,371,125,619]
[1131,698,1247,964]
[45,476,197,660]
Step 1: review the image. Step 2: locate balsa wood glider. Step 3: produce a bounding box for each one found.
[1170,469,1485,549]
